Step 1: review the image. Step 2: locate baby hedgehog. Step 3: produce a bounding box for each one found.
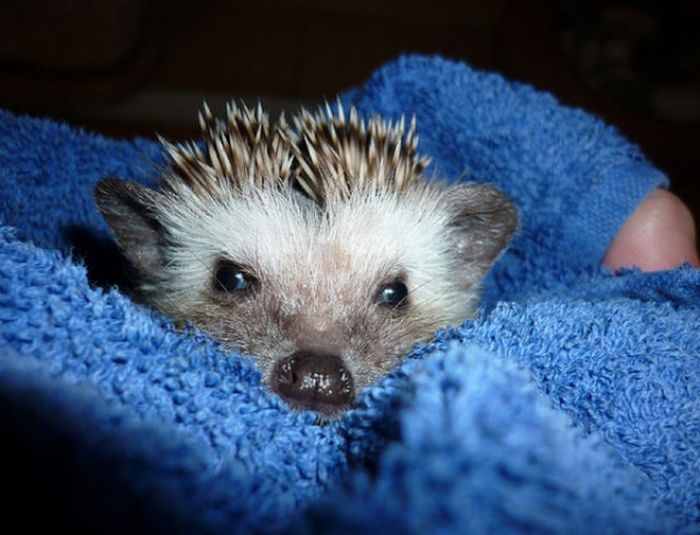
[95,102,518,418]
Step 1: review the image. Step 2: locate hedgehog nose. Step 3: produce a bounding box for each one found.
[273,351,354,414]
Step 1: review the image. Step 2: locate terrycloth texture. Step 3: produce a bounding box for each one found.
[0,55,697,533]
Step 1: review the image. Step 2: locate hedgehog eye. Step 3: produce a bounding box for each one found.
[378,280,409,308]
[213,261,256,294]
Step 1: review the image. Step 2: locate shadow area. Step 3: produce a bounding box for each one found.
[65,225,139,297]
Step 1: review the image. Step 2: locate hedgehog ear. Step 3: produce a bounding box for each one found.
[94,178,165,276]
[442,183,518,280]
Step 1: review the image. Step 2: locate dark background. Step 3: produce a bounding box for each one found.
[2,0,698,231]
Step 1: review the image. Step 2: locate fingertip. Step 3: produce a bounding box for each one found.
[603,189,699,271]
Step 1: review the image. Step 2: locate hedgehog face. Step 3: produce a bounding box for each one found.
[95,102,518,419]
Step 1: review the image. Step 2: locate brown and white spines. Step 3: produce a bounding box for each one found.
[160,100,429,206]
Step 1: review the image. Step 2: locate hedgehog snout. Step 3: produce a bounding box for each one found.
[272,350,354,416]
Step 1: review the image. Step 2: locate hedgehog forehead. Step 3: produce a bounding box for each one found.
[167,186,449,289]
[319,190,449,273]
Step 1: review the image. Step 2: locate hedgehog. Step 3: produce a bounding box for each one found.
[94,101,518,419]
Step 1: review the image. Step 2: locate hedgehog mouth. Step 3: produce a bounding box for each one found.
[278,396,354,422]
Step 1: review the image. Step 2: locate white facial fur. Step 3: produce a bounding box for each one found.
[145,181,481,389]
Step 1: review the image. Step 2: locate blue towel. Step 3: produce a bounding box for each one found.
[0,55,698,533]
